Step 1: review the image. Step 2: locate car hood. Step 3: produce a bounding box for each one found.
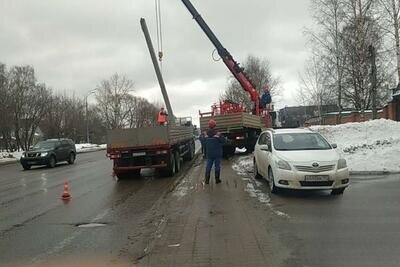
[26,149,52,153]
[275,149,339,163]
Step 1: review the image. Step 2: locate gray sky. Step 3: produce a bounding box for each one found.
[0,0,313,124]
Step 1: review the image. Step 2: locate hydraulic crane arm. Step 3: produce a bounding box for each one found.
[181,0,261,115]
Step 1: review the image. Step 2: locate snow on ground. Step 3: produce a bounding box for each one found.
[75,143,106,153]
[0,144,106,164]
[311,119,400,173]
[0,151,24,163]
[232,155,290,218]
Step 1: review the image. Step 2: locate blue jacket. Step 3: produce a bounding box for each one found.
[200,128,226,159]
[260,92,272,108]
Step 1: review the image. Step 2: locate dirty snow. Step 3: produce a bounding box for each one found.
[75,143,106,153]
[232,155,290,218]
[311,119,400,173]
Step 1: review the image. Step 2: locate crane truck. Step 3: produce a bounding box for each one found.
[181,0,275,156]
[106,18,195,179]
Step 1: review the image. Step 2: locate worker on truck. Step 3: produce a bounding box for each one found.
[200,119,226,184]
[157,107,168,125]
[260,85,272,109]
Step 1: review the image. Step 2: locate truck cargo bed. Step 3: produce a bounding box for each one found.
[107,125,193,150]
[199,113,262,132]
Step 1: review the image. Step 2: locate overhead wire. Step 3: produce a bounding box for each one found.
[154,0,163,70]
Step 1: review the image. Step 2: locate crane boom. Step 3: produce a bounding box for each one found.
[181,0,261,115]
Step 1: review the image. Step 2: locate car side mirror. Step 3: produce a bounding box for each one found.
[260,145,270,152]
[331,143,337,149]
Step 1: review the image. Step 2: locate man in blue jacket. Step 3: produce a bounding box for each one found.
[260,85,272,109]
[200,119,226,184]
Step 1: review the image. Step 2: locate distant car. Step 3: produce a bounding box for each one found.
[254,128,349,195]
[20,139,76,170]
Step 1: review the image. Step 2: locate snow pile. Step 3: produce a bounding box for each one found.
[311,119,400,173]
[75,144,106,153]
[231,154,253,175]
[0,151,24,163]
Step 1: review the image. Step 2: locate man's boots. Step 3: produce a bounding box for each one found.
[215,172,221,184]
[205,172,210,184]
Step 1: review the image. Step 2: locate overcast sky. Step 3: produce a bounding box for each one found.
[0,0,313,124]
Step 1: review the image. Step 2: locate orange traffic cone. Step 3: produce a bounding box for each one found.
[61,181,71,200]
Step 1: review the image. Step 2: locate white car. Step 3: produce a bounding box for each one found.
[254,128,349,195]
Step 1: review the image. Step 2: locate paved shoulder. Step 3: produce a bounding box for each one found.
[141,157,290,267]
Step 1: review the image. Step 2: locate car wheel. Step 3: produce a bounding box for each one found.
[22,163,31,170]
[331,188,345,195]
[48,155,56,168]
[67,152,75,164]
[268,168,279,194]
[253,158,262,179]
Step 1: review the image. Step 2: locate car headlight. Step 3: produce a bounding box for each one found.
[276,159,291,170]
[337,158,347,169]
[21,153,26,158]
[40,152,48,157]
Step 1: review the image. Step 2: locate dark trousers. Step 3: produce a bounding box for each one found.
[205,158,221,181]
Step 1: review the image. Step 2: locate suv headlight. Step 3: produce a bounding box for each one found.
[337,158,347,169]
[276,159,291,170]
[40,152,48,157]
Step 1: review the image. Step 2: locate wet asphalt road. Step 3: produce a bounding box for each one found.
[1,150,400,266]
[248,171,400,267]
[0,150,192,266]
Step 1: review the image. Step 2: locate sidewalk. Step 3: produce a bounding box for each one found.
[139,157,289,267]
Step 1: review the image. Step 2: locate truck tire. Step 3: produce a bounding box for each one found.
[183,141,195,161]
[223,145,236,158]
[175,151,181,173]
[160,152,176,177]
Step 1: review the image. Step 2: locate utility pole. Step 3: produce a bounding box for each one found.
[140,18,175,124]
[369,45,377,119]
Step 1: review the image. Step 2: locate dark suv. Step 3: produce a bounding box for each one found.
[20,139,76,170]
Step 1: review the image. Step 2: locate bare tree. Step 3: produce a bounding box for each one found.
[378,0,400,84]
[0,63,14,151]
[8,66,52,150]
[95,74,135,129]
[306,0,347,120]
[221,55,280,111]
[298,55,337,119]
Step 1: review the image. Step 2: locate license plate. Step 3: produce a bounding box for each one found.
[29,161,37,164]
[132,152,146,157]
[304,175,329,181]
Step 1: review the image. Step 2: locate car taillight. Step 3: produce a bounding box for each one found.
[235,136,245,140]
[110,154,121,159]
[156,150,169,155]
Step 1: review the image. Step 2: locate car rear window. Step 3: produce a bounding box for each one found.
[273,133,332,151]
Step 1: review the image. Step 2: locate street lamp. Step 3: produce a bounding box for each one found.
[85,89,97,144]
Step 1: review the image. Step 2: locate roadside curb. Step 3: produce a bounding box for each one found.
[0,149,106,167]
[350,171,400,175]
[0,160,18,166]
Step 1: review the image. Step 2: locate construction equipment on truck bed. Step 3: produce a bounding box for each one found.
[181,0,274,156]
[106,18,195,179]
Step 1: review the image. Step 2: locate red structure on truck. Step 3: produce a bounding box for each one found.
[181,0,274,155]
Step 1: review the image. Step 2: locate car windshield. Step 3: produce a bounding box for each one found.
[273,133,332,151]
[32,141,56,150]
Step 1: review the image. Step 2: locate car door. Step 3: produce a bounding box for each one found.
[54,141,64,160]
[60,140,70,160]
[264,132,273,169]
[255,133,268,177]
